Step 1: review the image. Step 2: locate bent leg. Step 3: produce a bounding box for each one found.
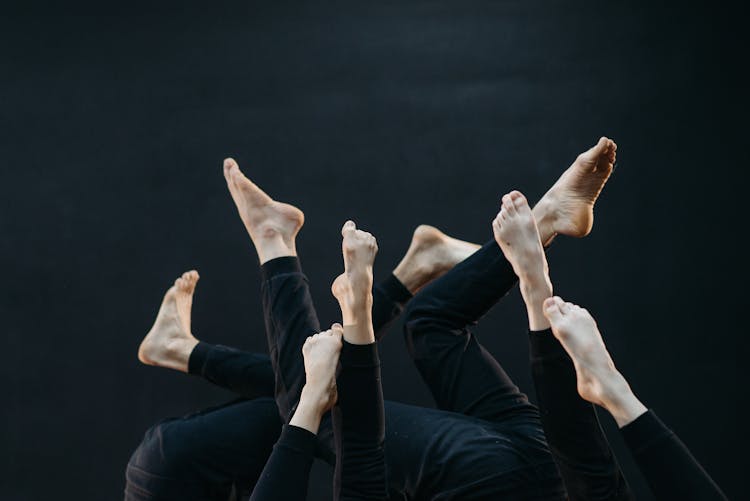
[495,190,633,500]
[403,237,535,421]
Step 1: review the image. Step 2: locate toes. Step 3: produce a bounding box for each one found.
[509,191,529,212]
[501,194,515,214]
[342,220,356,236]
[223,158,238,181]
[543,297,564,323]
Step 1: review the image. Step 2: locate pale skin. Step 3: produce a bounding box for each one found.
[139,161,479,373]
[290,326,343,434]
[492,159,647,427]
[293,218,383,432]
[543,297,647,428]
[140,136,617,372]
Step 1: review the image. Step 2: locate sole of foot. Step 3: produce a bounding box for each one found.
[223,157,304,250]
[138,270,200,373]
[534,137,617,239]
[395,225,480,292]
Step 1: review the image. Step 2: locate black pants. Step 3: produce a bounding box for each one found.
[249,342,386,501]
[127,242,726,500]
[127,244,566,500]
[532,328,727,500]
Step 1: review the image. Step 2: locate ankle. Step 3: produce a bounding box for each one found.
[532,199,557,246]
[598,372,648,427]
[340,297,373,326]
[255,236,296,265]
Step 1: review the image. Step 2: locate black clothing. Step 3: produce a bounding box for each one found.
[401,239,565,499]
[127,246,568,500]
[250,342,387,501]
[125,398,281,501]
[529,329,633,500]
[332,342,387,500]
[249,424,317,501]
[621,410,727,500]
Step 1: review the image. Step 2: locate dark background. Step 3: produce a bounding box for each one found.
[1,1,746,499]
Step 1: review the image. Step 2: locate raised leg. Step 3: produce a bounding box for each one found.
[494,190,633,500]
[402,137,620,422]
[331,221,387,500]
[250,327,342,501]
[544,298,727,500]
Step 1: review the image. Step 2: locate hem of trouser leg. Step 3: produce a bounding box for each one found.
[261,256,302,281]
[187,341,212,375]
[620,409,671,453]
[528,329,568,359]
[281,424,319,454]
[378,273,412,304]
[341,340,380,367]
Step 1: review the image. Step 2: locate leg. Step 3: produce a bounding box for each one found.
[402,137,619,421]
[544,298,727,500]
[250,327,342,501]
[125,398,281,501]
[494,190,632,500]
[331,222,387,500]
[222,158,476,416]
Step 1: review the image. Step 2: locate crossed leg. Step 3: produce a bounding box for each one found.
[402,137,617,423]
[494,188,633,500]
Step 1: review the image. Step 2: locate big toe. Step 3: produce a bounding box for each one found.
[509,191,529,212]
[544,297,565,324]
[342,220,356,236]
[501,193,516,215]
[223,158,238,180]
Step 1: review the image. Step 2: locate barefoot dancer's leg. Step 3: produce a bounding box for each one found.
[331,222,387,501]
[494,191,632,501]
[402,138,618,421]
[543,299,727,501]
[222,157,479,418]
[250,327,343,501]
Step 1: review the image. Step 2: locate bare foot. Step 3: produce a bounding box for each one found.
[138,271,201,373]
[533,137,617,242]
[493,191,552,330]
[303,326,343,404]
[223,158,305,264]
[393,225,480,294]
[543,296,646,426]
[331,221,378,343]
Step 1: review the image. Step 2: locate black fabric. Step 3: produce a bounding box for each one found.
[124,398,281,501]
[332,342,387,501]
[529,329,633,500]
[128,251,568,500]
[249,424,317,501]
[250,342,388,501]
[399,239,565,498]
[189,343,275,400]
[620,410,727,500]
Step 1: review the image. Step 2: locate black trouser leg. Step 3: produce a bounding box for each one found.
[125,398,281,501]
[185,274,410,401]
[530,329,634,501]
[333,342,387,501]
[621,410,727,500]
[403,238,536,421]
[261,258,411,420]
[249,424,318,501]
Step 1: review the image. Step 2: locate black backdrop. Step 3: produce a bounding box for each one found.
[1,2,746,499]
